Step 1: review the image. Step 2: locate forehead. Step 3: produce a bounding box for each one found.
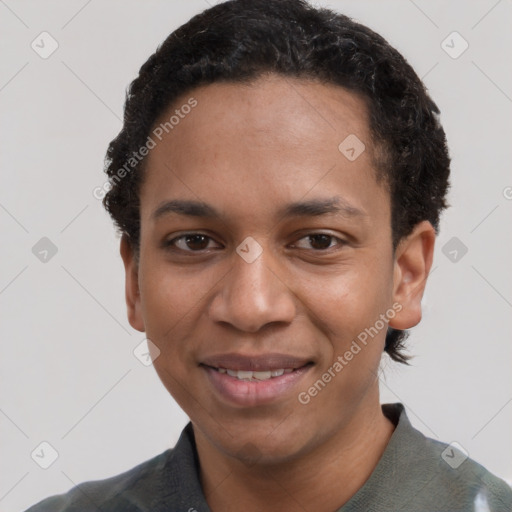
[153,74,371,154]
[140,74,388,227]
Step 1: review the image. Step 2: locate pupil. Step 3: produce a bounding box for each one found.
[310,234,331,250]
[186,235,208,250]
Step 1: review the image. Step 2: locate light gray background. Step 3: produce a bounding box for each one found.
[1,1,511,510]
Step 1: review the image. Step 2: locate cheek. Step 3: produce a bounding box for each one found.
[140,266,201,410]
[295,256,393,407]
[297,270,389,425]
[299,258,391,337]
[139,252,204,324]
[138,257,205,367]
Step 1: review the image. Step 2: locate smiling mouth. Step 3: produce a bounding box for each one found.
[202,364,313,382]
[201,357,314,406]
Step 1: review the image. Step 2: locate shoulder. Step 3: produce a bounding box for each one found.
[420,434,512,511]
[25,448,175,512]
[24,422,207,512]
[377,403,512,511]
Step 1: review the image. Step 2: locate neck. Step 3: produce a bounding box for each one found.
[194,396,396,512]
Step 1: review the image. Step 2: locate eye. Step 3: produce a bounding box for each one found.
[163,233,222,253]
[292,233,346,251]
[163,232,346,254]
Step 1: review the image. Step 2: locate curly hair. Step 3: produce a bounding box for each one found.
[102,0,451,364]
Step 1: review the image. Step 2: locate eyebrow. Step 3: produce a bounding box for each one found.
[151,197,367,221]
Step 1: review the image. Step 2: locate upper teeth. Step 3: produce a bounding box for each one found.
[219,368,293,381]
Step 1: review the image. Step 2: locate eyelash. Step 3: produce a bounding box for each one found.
[162,232,347,254]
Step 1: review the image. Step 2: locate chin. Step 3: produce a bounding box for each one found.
[213,426,315,468]
[231,442,303,468]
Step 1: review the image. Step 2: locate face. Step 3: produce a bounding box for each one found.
[121,74,433,465]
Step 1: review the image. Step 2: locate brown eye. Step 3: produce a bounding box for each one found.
[164,233,220,253]
[182,234,210,250]
[308,234,334,250]
[293,233,344,251]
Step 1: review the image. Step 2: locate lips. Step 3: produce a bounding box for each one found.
[200,353,314,407]
[218,368,292,381]
[201,352,313,371]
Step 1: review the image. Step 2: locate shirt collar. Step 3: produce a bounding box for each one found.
[162,402,416,511]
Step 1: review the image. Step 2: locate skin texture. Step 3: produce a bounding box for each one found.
[120,74,435,511]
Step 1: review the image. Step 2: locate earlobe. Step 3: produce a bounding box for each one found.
[119,235,145,333]
[389,221,435,331]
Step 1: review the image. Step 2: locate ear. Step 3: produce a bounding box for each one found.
[119,234,145,332]
[389,221,435,330]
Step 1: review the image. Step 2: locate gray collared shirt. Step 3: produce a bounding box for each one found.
[26,403,512,511]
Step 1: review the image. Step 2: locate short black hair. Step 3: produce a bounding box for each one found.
[102,0,451,364]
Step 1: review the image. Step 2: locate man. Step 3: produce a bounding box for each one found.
[27,0,512,510]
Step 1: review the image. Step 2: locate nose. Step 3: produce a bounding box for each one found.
[208,246,296,333]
